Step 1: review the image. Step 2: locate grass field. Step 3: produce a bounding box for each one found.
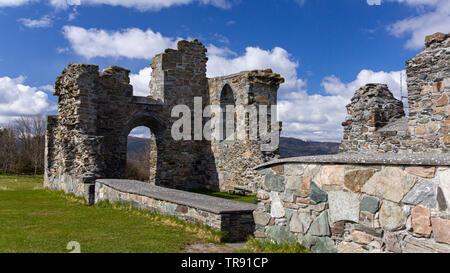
[192,189,257,204]
[0,175,220,253]
[0,174,306,253]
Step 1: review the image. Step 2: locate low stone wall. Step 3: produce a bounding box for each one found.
[253,153,450,253]
[95,179,256,242]
[44,172,95,204]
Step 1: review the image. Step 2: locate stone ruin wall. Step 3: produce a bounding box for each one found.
[208,70,283,193]
[44,39,284,199]
[340,32,450,154]
[253,157,450,253]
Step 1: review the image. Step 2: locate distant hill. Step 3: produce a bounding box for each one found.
[127,136,339,158]
[127,136,150,153]
[278,137,339,158]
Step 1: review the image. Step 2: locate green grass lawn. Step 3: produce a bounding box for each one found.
[192,189,257,204]
[0,175,307,253]
[0,175,220,253]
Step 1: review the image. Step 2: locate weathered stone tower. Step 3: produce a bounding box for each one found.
[44,39,284,201]
[340,32,450,154]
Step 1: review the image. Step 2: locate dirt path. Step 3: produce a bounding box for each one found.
[182,242,246,253]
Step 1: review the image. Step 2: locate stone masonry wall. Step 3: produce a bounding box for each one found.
[340,84,406,153]
[95,180,255,242]
[45,39,284,199]
[339,32,449,154]
[208,70,284,194]
[254,158,450,253]
[406,32,450,153]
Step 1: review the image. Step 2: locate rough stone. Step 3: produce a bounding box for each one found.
[383,232,402,253]
[379,201,407,231]
[285,176,302,191]
[402,181,437,209]
[331,221,346,235]
[308,211,331,236]
[354,224,383,238]
[437,187,448,211]
[309,182,328,204]
[402,235,450,253]
[431,217,450,245]
[361,167,416,203]
[264,173,285,192]
[253,211,271,226]
[314,165,345,187]
[270,192,285,218]
[297,233,316,249]
[360,195,380,213]
[406,167,436,178]
[344,168,376,192]
[351,230,373,245]
[266,226,296,244]
[338,242,366,253]
[289,211,312,233]
[438,169,450,210]
[311,237,338,253]
[411,206,432,236]
[328,191,360,224]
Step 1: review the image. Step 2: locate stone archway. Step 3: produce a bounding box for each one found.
[122,113,165,184]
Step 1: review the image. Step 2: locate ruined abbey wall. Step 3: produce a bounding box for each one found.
[340,33,450,154]
[44,39,284,199]
[208,70,283,193]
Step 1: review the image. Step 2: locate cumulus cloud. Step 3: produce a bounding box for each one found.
[206,45,306,93]
[62,26,180,59]
[65,26,408,142]
[0,76,54,124]
[0,0,33,7]
[277,69,406,142]
[50,0,233,10]
[387,0,450,49]
[130,67,152,97]
[18,14,52,28]
[322,69,406,99]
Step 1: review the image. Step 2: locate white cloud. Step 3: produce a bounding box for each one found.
[387,0,450,49]
[367,0,381,5]
[62,26,180,59]
[206,45,306,93]
[0,76,54,123]
[63,26,408,142]
[0,0,33,7]
[278,69,407,142]
[18,14,52,28]
[49,0,233,10]
[130,67,152,97]
[321,69,406,99]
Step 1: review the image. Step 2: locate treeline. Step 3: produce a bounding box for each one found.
[0,116,46,175]
[126,140,151,182]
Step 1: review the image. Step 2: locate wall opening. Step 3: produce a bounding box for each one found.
[126,126,156,183]
[220,84,236,142]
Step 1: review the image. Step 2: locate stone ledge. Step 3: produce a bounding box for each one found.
[132,96,163,105]
[255,152,450,169]
[95,179,256,214]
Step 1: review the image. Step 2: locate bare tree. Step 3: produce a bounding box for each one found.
[13,115,46,174]
[0,125,18,174]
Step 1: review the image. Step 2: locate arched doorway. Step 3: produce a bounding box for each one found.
[122,114,163,184]
[126,126,155,182]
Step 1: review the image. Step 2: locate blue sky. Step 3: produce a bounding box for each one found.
[0,0,449,141]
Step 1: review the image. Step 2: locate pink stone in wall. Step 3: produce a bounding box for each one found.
[411,206,432,236]
[431,218,450,245]
[314,165,345,187]
[406,167,436,178]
